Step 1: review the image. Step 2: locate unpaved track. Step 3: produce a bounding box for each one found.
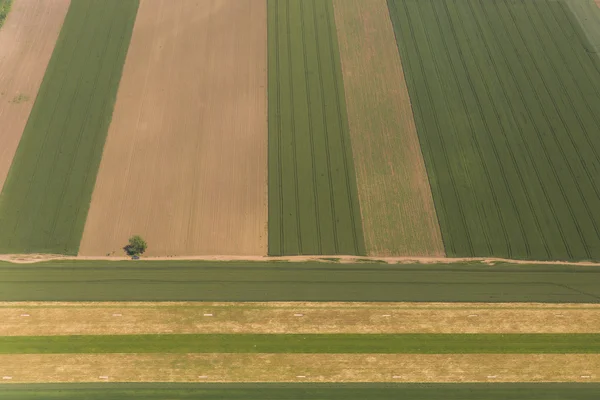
[0,0,70,193]
[332,0,444,256]
[0,353,597,383]
[2,302,599,335]
[79,0,267,256]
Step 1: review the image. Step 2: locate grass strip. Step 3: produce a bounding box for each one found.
[2,383,600,399]
[1,261,599,302]
[0,0,139,254]
[1,334,599,354]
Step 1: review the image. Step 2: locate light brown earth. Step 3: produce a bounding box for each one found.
[332,0,444,256]
[0,0,70,193]
[2,302,600,335]
[79,0,268,257]
[1,353,597,383]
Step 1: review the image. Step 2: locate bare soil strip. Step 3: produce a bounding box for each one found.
[331,0,444,256]
[2,302,599,335]
[0,0,70,192]
[0,354,597,383]
[79,0,268,257]
[3,253,600,267]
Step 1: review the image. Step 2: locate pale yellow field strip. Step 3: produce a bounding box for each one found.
[79,0,267,256]
[2,302,599,335]
[0,354,597,383]
[332,0,444,256]
[0,0,70,192]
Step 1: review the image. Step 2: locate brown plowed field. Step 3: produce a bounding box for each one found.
[0,0,70,193]
[1,353,597,382]
[79,0,267,256]
[332,0,444,256]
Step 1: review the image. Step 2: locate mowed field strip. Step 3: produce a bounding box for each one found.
[80,0,268,257]
[267,0,365,256]
[2,261,599,302]
[2,302,599,335]
[0,353,598,382]
[387,0,600,261]
[0,0,70,193]
[331,0,443,256]
[0,0,139,254]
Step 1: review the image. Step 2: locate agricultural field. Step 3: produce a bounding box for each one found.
[332,0,443,257]
[79,0,268,257]
[0,0,138,254]
[387,0,600,261]
[267,0,365,256]
[1,260,599,302]
[0,0,70,193]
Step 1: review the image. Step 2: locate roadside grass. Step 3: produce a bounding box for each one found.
[1,334,599,354]
[0,0,139,254]
[267,0,365,256]
[387,0,600,261]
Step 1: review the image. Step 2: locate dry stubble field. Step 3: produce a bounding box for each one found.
[0,0,69,192]
[79,0,267,257]
[1,353,598,383]
[331,0,443,257]
[2,302,599,335]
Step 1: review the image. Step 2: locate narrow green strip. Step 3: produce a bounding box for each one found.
[267,0,365,256]
[2,334,599,354]
[2,383,600,400]
[0,0,139,254]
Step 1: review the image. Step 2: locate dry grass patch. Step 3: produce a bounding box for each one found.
[0,0,70,192]
[2,302,599,335]
[0,353,597,383]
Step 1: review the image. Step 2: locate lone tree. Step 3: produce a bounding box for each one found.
[124,235,147,257]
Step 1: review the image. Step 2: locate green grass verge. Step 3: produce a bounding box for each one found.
[267,0,365,256]
[2,334,599,354]
[0,0,139,254]
[2,383,600,400]
[1,261,599,302]
[387,0,600,261]
[0,0,12,29]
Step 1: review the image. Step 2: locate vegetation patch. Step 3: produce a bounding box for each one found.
[0,0,139,254]
[0,0,12,30]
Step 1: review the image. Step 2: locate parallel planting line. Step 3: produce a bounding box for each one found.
[267,0,365,256]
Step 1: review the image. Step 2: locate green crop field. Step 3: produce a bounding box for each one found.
[3,334,599,354]
[1,260,599,302]
[0,0,139,255]
[387,0,600,261]
[267,0,365,256]
[3,383,599,400]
